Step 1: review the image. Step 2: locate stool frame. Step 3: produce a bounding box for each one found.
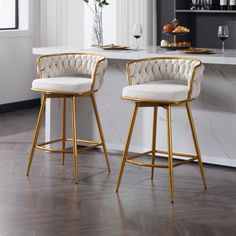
[116,57,207,203]
[26,53,111,183]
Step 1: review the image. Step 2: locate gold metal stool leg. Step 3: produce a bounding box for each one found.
[62,97,66,166]
[186,102,207,189]
[116,103,138,192]
[90,93,111,173]
[71,96,78,184]
[151,106,158,180]
[167,106,174,203]
[26,94,47,176]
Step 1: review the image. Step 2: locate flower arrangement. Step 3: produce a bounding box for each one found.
[84,0,109,11]
[84,0,109,46]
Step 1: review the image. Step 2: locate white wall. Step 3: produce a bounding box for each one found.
[117,0,157,47]
[0,0,41,105]
[40,0,84,47]
[68,0,84,47]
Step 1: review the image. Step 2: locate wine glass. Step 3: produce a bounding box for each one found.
[132,24,142,50]
[218,26,229,55]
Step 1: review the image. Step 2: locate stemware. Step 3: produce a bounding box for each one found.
[132,24,142,50]
[218,26,229,55]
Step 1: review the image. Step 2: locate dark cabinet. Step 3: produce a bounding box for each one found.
[157,0,236,48]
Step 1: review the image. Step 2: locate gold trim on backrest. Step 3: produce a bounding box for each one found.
[126,57,203,102]
[36,52,106,93]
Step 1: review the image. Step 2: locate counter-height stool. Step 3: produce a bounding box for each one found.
[116,57,207,203]
[26,53,110,183]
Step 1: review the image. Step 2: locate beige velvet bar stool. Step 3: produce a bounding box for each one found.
[26,53,110,183]
[116,57,207,203]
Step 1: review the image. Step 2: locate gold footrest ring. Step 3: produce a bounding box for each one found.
[36,143,102,153]
[126,149,198,168]
[126,159,169,168]
[35,138,102,153]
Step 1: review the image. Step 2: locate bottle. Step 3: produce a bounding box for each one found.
[220,0,228,10]
[228,0,236,10]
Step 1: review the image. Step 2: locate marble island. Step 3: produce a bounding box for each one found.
[33,47,236,168]
[33,46,236,65]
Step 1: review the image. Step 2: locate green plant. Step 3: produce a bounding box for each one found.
[84,0,109,12]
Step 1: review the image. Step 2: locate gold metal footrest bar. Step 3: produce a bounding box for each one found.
[77,143,102,152]
[125,149,198,168]
[156,149,196,159]
[126,159,169,168]
[36,145,72,153]
[126,150,168,168]
[173,157,198,167]
[36,138,70,153]
[37,138,100,147]
[36,143,102,153]
[66,138,100,145]
[35,137,102,153]
[127,150,152,160]
[37,138,64,147]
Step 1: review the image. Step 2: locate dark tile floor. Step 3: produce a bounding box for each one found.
[0,108,236,236]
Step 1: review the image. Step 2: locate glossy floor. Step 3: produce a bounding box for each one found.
[0,108,236,236]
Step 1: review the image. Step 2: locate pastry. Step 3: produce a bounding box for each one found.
[163,24,175,33]
[164,42,191,48]
[172,26,190,33]
[160,40,169,47]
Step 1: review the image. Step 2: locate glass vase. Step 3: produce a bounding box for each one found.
[92,12,103,47]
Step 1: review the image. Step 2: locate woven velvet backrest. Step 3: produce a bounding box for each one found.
[37,54,108,91]
[127,58,204,99]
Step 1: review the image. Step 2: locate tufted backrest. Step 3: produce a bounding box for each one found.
[37,53,108,91]
[126,57,204,99]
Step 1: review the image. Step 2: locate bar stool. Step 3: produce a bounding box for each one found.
[26,53,110,183]
[116,57,207,203]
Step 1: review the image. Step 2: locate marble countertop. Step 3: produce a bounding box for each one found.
[33,46,236,65]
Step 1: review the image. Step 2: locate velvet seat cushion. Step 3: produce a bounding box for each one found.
[32,77,93,93]
[122,80,191,102]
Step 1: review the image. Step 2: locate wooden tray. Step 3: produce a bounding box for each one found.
[101,44,129,50]
[180,48,214,54]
